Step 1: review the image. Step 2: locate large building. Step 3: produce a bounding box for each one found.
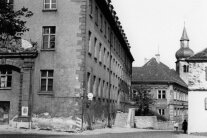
[0,0,134,128]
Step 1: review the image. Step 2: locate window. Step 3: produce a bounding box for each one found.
[94,37,97,59]
[42,26,56,49]
[89,0,93,16]
[106,82,109,99]
[205,67,207,81]
[99,43,102,63]
[205,97,207,110]
[93,76,96,95]
[183,65,189,73]
[88,31,92,54]
[158,109,165,115]
[102,80,105,98]
[40,70,53,92]
[87,72,91,93]
[95,6,98,25]
[103,48,106,66]
[108,27,110,42]
[43,0,56,10]
[100,14,103,31]
[104,21,107,37]
[106,52,109,67]
[132,89,137,99]
[0,69,12,88]
[98,78,101,97]
[157,90,166,99]
[174,108,177,116]
[162,90,166,99]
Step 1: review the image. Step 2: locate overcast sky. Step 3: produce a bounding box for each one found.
[112,0,207,69]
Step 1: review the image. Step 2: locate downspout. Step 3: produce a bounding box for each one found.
[28,61,34,129]
[107,31,112,128]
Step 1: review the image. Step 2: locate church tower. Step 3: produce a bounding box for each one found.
[175,26,194,84]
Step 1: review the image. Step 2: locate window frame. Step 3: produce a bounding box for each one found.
[43,0,57,11]
[183,65,189,73]
[158,109,165,115]
[89,0,93,17]
[88,31,92,55]
[0,69,12,89]
[40,70,54,92]
[157,89,166,99]
[42,26,56,50]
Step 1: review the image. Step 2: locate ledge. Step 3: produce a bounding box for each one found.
[40,49,55,52]
[38,92,53,95]
[0,88,11,90]
[42,9,57,12]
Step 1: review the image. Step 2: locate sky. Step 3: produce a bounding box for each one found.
[112,0,207,69]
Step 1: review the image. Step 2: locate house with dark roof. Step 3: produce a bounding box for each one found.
[132,57,188,121]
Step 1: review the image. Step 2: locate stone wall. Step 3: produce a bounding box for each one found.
[134,116,174,130]
[114,112,128,127]
[156,121,174,130]
[134,116,157,129]
[188,62,207,89]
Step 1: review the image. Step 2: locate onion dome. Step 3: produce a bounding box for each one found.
[175,27,194,59]
[175,47,194,59]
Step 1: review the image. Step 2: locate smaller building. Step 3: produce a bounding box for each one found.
[132,57,188,121]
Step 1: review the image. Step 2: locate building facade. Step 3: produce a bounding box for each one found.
[186,49,207,133]
[132,57,188,121]
[0,0,134,128]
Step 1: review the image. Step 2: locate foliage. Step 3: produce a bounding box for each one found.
[132,85,154,116]
[0,0,33,39]
[145,110,167,121]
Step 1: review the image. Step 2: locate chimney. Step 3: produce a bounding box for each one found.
[155,54,160,63]
[144,58,149,64]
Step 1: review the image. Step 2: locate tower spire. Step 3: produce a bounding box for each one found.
[180,25,189,41]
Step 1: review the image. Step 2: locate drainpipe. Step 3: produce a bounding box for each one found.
[107,31,112,128]
[28,62,33,129]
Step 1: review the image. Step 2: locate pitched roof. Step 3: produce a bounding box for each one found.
[132,58,188,88]
[187,48,207,61]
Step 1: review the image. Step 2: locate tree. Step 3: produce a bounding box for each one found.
[0,0,33,42]
[132,85,154,116]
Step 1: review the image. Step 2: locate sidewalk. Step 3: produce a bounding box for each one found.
[0,125,165,135]
[1,125,207,137]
